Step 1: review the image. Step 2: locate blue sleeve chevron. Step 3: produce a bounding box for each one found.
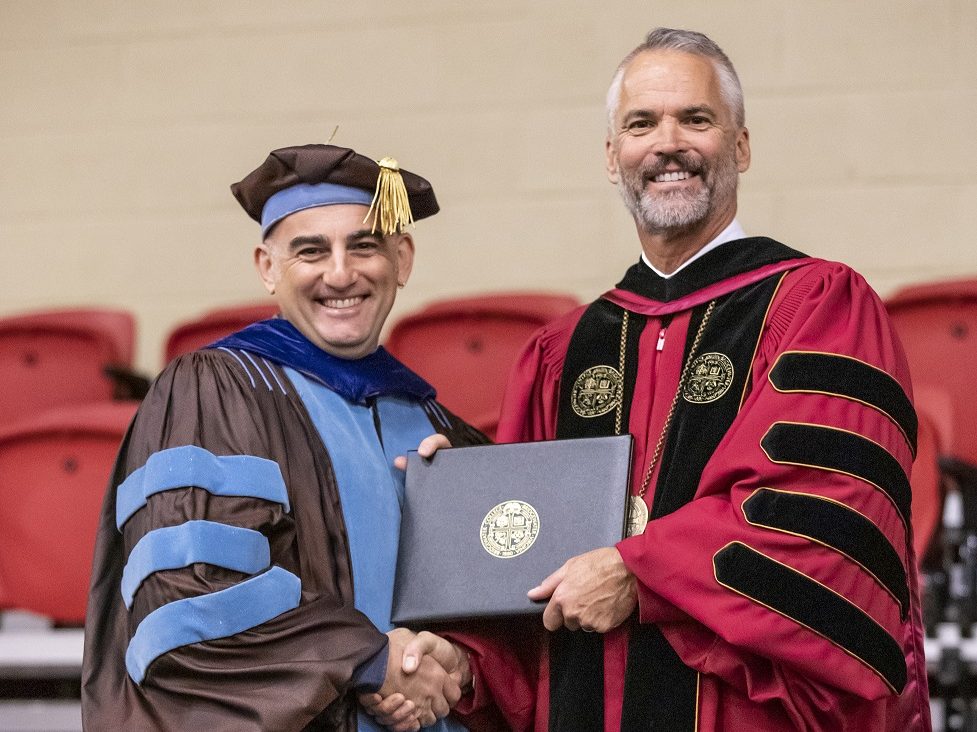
[115,445,290,530]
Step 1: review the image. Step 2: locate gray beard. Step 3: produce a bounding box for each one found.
[615,152,739,235]
[618,182,711,232]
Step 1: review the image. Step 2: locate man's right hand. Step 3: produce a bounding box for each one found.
[359,628,466,730]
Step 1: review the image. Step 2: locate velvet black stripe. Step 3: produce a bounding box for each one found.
[548,629,604,732]
[620,623,698,732]
[714,542,907,693]
[760,422,912,532]
[769,352,917,454]
[743,488,909,620]
[616,237,807,302]
[621,273,786,730]
[651,274,786,518]
[551,299,646,731]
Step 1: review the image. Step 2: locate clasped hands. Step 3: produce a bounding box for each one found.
[361,549,637,729]
[359,627,471,732]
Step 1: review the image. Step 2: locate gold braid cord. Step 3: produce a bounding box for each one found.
[365,157,415,236]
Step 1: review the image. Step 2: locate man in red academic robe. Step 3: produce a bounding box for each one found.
[370,26,931,732]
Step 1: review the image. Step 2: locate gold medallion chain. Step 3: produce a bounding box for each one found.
[622,300,717,536]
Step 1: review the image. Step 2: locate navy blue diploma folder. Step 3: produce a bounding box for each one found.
[391,434,633,625]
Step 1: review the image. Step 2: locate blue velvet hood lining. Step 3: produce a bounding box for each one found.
[210,318,435,404]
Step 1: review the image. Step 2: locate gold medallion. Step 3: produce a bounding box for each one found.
[480,500,540,558]
[683,352,734,404]
[571,365,623,418]
[626,495,649,537]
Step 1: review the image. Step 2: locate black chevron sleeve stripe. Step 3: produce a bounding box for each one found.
[760,422,911,533]
[743,488,909,619]
[769,352,917,453]
[714,542,907,693]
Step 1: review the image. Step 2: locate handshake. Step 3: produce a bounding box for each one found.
[359,627,472,731]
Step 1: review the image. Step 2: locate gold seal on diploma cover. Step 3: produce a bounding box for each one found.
[683,352,734,404]
[480,501,540,558]
[571,365,624,418]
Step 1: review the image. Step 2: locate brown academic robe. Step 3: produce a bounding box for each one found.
[82,348,485,731]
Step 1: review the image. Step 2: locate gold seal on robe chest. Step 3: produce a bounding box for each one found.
[683,352,734,404]
[570,365,624,418]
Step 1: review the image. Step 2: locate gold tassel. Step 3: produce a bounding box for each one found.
[365,157,415,236]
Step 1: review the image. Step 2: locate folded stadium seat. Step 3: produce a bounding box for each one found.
[163,301,280,365]
[912,405,945,563]
[886,279,977,467]
[0,400,138,624]
[912,385,955,563]
[384,292,580,440]
[0,308,141,429]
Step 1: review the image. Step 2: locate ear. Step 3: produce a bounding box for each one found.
[394,232,415,286]
[735,126,751,173]
[254,243,277,295]
[605,137,621,184]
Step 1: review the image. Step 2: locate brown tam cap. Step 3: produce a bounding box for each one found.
[230,144,439,236]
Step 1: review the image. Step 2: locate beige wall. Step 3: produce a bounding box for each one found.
[2,0,975,373]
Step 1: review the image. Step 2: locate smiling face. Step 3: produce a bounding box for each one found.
[254,204,414,360]
[606,49,750,238]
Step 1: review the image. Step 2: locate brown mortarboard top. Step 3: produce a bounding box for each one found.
[230,143,439,237]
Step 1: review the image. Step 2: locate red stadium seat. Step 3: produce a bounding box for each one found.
[0,401,138,624]
[0,308,137,429]
[385,292,580,439]
[912,408,944,562]
[886,279,977,465]
[163,301,279,365]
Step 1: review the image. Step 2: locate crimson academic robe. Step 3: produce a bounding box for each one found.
[453,238,931,731]
[82,321,486,731]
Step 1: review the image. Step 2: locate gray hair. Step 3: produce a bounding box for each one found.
[605,28,745,133]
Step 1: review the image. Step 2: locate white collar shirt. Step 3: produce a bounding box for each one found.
[640,219,747,279]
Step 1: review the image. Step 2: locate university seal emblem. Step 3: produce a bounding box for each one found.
[570,365,623,418]
[683,352,734,404]
[480,501,540,558]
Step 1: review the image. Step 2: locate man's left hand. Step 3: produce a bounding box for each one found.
[393,433,451,472]
[527,547,637,633]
